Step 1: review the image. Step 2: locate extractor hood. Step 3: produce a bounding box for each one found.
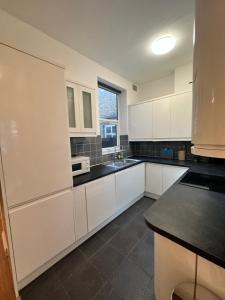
[191,0,225,158]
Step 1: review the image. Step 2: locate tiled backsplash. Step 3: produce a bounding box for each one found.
[129,141,192,160]
[70,135,129,166]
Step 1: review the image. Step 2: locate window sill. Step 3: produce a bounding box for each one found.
[102,146,120,155]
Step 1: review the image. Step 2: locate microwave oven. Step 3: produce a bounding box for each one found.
[71,156,90,176]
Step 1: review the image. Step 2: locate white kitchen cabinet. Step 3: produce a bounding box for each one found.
[145,163,188,198]
[162,165,188,193]
[66,81,97,135]
[66,81,81,133]
[171,91,192,139]
[128,91,192,141]
[196,256,225,299]
[155,234,196,300]
[9,189,75,282]
[116,164,145,210]
[86,175,116,231]
[0,44,72,208]
[129,102,153,140]
[153,97,171,139]
[73,185,88,241]
[145,164,163,198]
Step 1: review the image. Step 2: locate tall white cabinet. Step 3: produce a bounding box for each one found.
[0,44,74,283]
[9,190,75,282]
[0,44,72,208]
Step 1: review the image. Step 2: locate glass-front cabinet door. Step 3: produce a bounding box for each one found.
[66,81,80,133]
[78,85,96,133]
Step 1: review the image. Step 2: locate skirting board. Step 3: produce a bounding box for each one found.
[18,192,145,290]
[145,191,160,200]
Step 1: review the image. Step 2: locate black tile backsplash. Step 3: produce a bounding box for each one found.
[70,135,129,166]
[129,141,192,160]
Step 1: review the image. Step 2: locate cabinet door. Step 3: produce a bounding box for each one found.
[116,164,145,210]
[153,98,171,139]
[74,185,88,241]
[66,81,80,133]
[78,85,96,133]
[145,163,163,197]
[171,92,192,139]
[9,189,75,282]
[196,256,225,299]
[129,102,153,140]
[155,234,196,300]
[0,44,72,207]
[86,175,116,231]
[163,165,188,193]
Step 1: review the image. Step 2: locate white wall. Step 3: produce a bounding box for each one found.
[137,62,193,102]
[138,73,175,101]
[0,9,138,112]
[174,62,193,93]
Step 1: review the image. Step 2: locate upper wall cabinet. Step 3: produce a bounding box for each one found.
[66,81,97,136]
[153,97,171,139]
[129,101,153,140]
[129,91,192,141]
[171,92,192,139]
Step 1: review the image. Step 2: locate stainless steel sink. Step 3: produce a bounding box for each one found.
[103,158,140,168]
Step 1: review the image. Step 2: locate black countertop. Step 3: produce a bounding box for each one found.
[73,156,193,187]
[144,182,225,269]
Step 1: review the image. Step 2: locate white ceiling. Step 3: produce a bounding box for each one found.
[0,0,195,83]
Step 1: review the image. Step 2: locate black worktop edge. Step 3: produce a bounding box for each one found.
[145,217,225,269]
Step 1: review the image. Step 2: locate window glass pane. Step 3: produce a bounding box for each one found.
[82,91,93,128]
[100,122,118,148]
[67,87,76,128]
[98,87,118,120]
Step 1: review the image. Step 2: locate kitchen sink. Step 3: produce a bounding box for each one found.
[103,158,140,168]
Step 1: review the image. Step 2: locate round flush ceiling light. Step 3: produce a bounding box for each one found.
[151,35,176,55]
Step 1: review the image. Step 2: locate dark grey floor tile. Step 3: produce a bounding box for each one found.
[79,233,106,258]
[63,260,105,300]
[110,258,153,300]
[128,232,154,277]
[134,197,155,213]
[94,282,125,300]
[113,205,140,227]
[53,248,87,282]
[124,213,148,240]
[109,226,138,256]
[20,266,61,300]
[47,285,70,300]
[97,221,121,242]
[90,245,124,280]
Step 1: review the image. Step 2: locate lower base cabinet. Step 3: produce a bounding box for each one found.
[73,185,88,241]
[197,256,225,299]
[115,163,145,210]
[155,234,225,300]
[86,174,116,231]
[9,189,75,282]
[145,163,188,198]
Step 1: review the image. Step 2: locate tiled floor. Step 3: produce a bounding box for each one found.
[20,197,155,300]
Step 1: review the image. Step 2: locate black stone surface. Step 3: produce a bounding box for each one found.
[73,157,193,187]
[144,182,225,269]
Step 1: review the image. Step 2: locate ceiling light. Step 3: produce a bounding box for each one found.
[151,35,176,55]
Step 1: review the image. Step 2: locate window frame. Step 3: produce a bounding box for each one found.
[98,84,121,155]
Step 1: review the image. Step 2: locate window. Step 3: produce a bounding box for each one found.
[98,82,121,153]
